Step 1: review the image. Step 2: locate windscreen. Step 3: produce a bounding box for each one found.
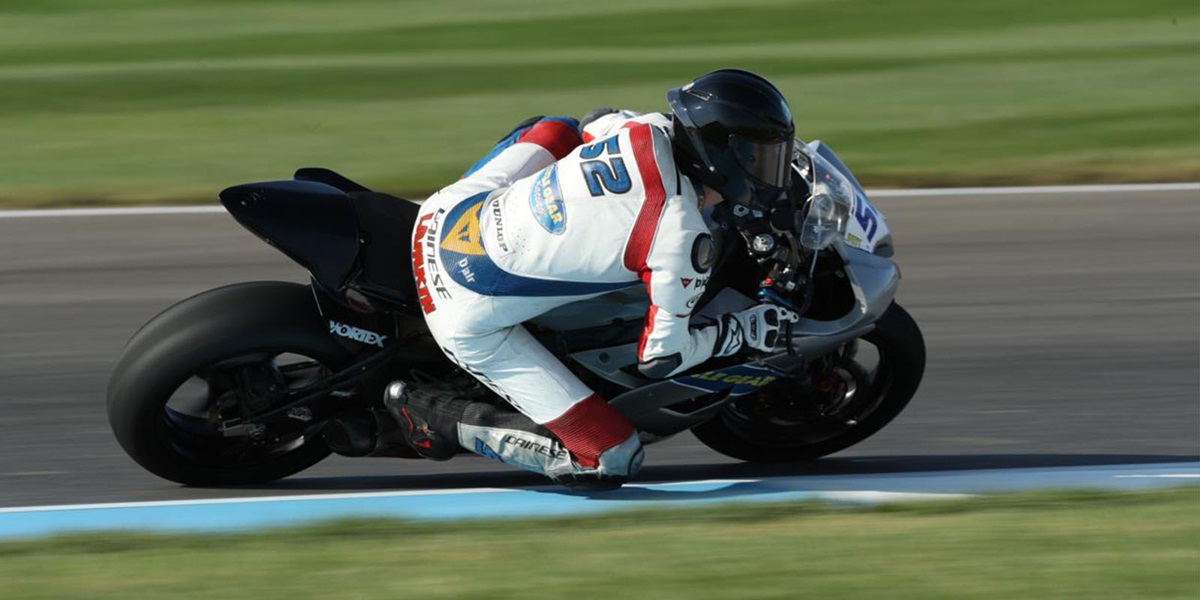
[808,151,855,208]
[797,150,855,250]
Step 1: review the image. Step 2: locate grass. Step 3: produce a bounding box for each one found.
[1,487,1198,599]
[0,0,1197,207]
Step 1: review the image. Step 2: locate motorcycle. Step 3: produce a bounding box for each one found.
[106,140,925,486]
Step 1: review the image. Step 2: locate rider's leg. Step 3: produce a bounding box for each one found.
[407,212,643,486]
[394,311,644,488]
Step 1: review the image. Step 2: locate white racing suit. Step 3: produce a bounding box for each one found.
[411,111,721,482]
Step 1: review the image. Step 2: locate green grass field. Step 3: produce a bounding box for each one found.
[2,488,1198,599]
[0,0,1197,207]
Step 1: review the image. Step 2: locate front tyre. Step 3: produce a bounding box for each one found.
[107,281,354,486]
[692,301,925,462]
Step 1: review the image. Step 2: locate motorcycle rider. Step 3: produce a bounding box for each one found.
[392,69,801,490]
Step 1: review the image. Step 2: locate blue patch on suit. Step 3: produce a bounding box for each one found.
[528,165,566,234]
[475,439,506,463]
[438,192,637,297]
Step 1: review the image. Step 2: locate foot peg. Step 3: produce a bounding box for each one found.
[322,409,419,458]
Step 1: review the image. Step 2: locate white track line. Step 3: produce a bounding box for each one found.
[1113,474,1200,479]
[1,183,1195,219]
[869,182,1199,197]
[0,488,514,514]
[0,205,226,219]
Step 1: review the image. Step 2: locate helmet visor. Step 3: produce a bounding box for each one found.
[730,135,794,191]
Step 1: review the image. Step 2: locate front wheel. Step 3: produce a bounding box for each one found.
[107,282,355,486]
[692,301,925,462]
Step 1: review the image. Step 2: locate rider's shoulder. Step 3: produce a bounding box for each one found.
[620,116,672,141]
[618,120,678,171]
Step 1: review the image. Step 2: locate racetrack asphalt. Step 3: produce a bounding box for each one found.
[1,187,1197,508]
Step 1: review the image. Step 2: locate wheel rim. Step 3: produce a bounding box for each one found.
[158,351,333,469]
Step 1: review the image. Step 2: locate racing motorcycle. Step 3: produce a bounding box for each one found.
[107,141,925,486]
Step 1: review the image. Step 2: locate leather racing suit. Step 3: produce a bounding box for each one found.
[410,111,722,483]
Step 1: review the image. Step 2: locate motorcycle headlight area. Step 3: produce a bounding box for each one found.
[799,165,854,250]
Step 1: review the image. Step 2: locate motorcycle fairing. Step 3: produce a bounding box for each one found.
[221,171,424,312]
[603,349,814,435]
[674,363,783,396]
[803,141,892,256]
[221,179,360,292]
[294,167,371,193]
[560,247,895,434]
[310,282,400,353]
[346,189,421,307]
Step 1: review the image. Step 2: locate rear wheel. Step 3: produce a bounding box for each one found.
[107,282,354,486]
[692,302,925,462]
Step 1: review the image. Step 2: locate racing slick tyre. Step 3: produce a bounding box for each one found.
[107,281,354,486]
[692,301,925,462]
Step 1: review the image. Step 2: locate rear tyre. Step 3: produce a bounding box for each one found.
[107,281,354,486]
[692,302,925,462]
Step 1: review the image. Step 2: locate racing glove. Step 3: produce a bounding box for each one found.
[713,304,801,356]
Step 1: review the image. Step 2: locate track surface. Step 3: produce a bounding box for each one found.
[1,187,1197,508]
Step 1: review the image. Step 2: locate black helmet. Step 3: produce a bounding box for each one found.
[668,69,795,209]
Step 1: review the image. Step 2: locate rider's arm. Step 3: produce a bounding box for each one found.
[635,218,800,377]
[619,123,718,379]
[634,204,720,378]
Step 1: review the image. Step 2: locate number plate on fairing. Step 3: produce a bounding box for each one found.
[845,189,879,247]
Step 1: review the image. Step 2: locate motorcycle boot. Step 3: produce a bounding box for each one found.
[459,397,644,491]
[549,434,644,492]
[384,381,643,489]
[382,381,465,461]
